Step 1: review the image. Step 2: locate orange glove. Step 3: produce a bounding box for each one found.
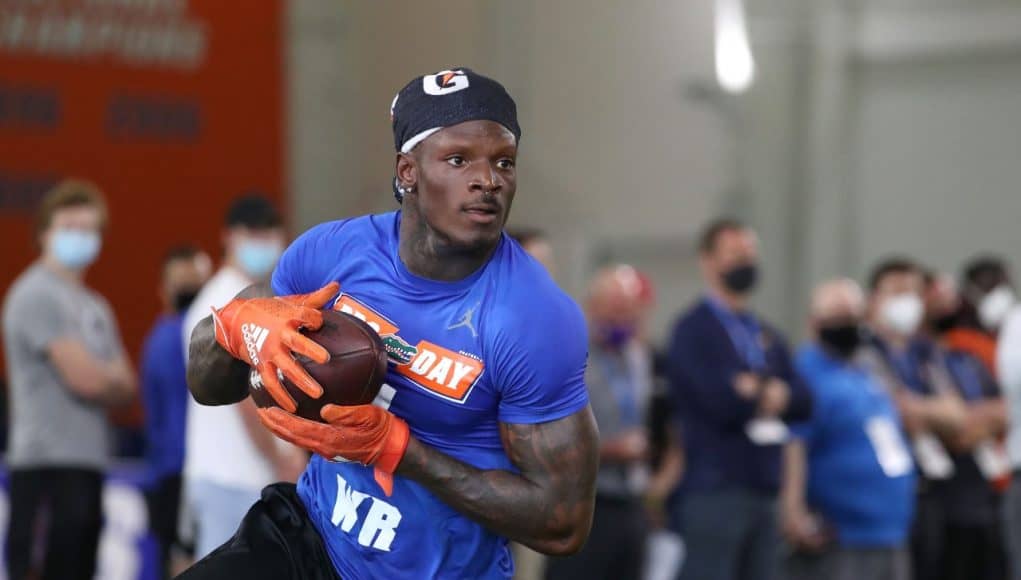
[257,404,410,496]
[211,282,339,413]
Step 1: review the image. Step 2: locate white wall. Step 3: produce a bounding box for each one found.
[853,56,1021,280]
[742,0,1021,338]
[287,0,730,343]
[493,0,727,341]
[287,0,1021,344]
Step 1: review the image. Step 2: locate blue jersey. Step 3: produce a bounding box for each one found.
[271,211,590,579]
[793,344,915,547]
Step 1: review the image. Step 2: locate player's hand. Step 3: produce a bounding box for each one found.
[781,504,830,552]
[211,282,339,413]
[926,393,968,435]
[257,404,410,496]
[604,429,648,462]
[894,390,927,434]
[733,372,761,400]
[758,378,791,417]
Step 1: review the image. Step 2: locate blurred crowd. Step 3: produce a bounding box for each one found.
[1,181,299,579]
[536,218,1021,580]
[5,180,1021,580]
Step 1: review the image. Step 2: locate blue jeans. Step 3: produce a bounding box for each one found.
[187,478,263,559]
[676,488,779,580]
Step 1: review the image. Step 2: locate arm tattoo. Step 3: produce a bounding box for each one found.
[186,283,271,406]
[395,405,599,555]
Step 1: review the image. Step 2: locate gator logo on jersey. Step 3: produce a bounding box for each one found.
[383,335,418,365]
[334,293,485,403]
[396,342,484,403]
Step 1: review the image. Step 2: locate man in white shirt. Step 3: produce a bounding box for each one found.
[182,195,306,559]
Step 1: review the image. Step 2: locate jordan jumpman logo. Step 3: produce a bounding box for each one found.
[447,301,481,338]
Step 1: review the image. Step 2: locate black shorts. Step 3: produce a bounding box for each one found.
[176,483,341,580]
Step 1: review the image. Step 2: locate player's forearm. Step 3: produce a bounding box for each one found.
[186,283,272,406]
[951,401,1008,450]
[396,437,594,556]
[780,440,808,512]
[95,356,137,406]
[599,431,647,463]
[50,339,135,405]
[185,313,248,406]
[647,441,684,501]
[923,396,967,438]
[397,409,598,556]
[975,399,1008,436]
[186,315,251,405]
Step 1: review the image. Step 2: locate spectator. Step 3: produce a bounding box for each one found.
[2,179,136,580]
[631,268,686,580]
[996,264,1021,579]
[856,259,967,580]
[182,195,306,559]
[924,272,963,338]
[920,271,1007,580]
[140,245,210,578]
[508,227,556,275]
[948,256,1014,374]
[780,279,915,580]
[508,226,556,580]
[668,218,812,580]
[546,265,656,580]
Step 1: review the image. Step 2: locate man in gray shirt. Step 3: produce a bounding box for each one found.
[546,265,658,580]
[2,180,135,580]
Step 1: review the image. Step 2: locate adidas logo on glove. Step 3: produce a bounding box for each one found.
[241,323,270,365]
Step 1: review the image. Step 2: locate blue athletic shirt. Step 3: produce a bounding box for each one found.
[270,211,590,579]
[793,344,916,547]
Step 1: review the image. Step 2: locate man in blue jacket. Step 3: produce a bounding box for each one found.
[140,246,209,577]
[668,218,813,580]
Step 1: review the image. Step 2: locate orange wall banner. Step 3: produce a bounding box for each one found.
[0,0,285,391]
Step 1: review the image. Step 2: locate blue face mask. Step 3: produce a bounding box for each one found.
[237,239,282,279]
[49,229,101,270]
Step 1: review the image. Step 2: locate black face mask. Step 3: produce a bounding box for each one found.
[722,263,759,294]
[819,323,862,358]
[932,312,958,334]
[173,289,200,313]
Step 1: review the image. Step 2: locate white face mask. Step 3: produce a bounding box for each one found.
[881,293,924,337]
[978,285,1015,331]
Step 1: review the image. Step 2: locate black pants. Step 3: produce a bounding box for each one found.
[176,483,340,580]
[6,467,103,580]
[911,490,944,580]
[544,495,647,580]
[911,490,1006,580]
[147,474,183,579]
